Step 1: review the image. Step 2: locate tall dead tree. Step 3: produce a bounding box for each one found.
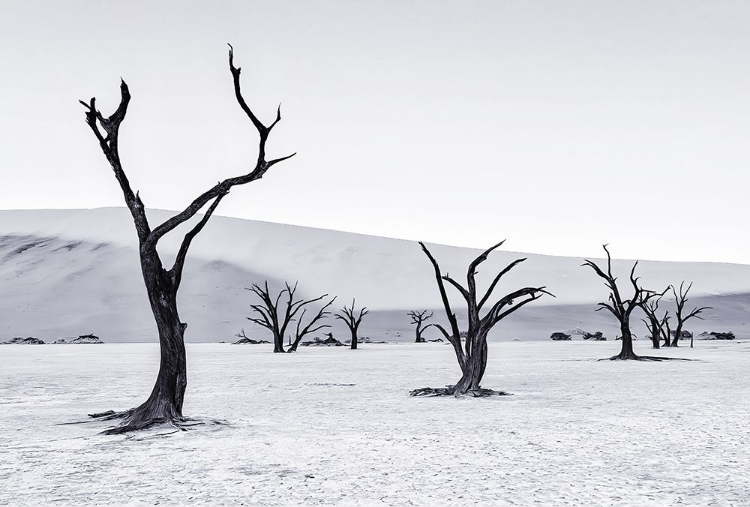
[411,241,550,397]
[640,297,669,349]
[335,299,369,349]
[408,310,434,343]
[669,282,710,347]
[583,245,666,360]
[247,281,334,353]
[82,46,295,433]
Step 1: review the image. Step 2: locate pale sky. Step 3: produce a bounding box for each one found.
[1,1,748,263]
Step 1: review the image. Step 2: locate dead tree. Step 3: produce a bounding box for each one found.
[661,314,672,348]
[582,245,667,360]
[288,297,336,352]
[411,241,550,397]
[246,281,334,353]
[408,310,434,343]
[335,299,369,349]
[82,46,295,433]
[640,297,670,349]
[669,282,710,347]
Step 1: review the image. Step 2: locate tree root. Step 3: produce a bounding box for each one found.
[88,409,135,421]
[601,354,694,362]
[410,386,512,397]
[102,416,179,434]
[85,407,229,435]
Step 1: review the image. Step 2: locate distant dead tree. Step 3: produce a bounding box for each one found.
[408,310,434,343]
[335,299,369,349]
[247,281,335,353]
[82,46,295,433]
[669,282,710,347]
[640,297,669,349]
[411,241,550,397]
[583,245,667,360]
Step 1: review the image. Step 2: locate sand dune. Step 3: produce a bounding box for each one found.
[1,208,749,342]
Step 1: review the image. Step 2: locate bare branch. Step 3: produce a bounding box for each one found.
[442,274,471,303]
[477,258,526,311]
[487,287,552,325]
[467,240,506,303]
[408,310,434,325]
[171,193,227,289]
[80,80,150,242]
[494,290,548,322]
[143,45,295,250]
[294,296,336,344]
[419,242,461,340]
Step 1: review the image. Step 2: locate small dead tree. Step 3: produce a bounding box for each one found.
[288,298,336,352]
[583,245,667,361]
[408,310,434,343]
[411,241,550,397]
[82,46,295,433]
[247,281,334,353]
[335,299,369,349]
[640,297,670,349]
[669,282,710,347]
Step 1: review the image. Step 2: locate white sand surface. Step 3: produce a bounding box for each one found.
[1,340,747,505]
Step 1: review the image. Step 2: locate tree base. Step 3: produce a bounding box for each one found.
[409,386,511,397]
[88,407,179,434]
[87,408,227,435]
[602,353,693,362]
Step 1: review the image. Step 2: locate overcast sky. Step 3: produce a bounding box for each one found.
[1,1,748,263]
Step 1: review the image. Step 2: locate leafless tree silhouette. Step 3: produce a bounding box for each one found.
[669,282,710,347]
[82,46,295,433]
[335,299,369,349]
[411,241,550,397]
[640,297,670,349]
[408,310,434,343]
[247,281,334,353]
[583,245,668,360]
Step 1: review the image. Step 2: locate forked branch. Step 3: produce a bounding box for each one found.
[81,45,296,257]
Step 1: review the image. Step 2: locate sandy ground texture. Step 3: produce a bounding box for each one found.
[1,340,748,505]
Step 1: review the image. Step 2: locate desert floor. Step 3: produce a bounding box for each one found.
[1,340,748,505]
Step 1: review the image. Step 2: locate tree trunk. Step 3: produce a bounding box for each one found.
[109,254,187,432]
[454,353,483,394]
[273,332,285,353]
[613,323,639,360]
[415,325,423,343]
[453,335,488,394]
[651,334,660,349]
[649,320,660,349]
[287,334,304,353]
[350,329,358,350]
[671,324,681,347]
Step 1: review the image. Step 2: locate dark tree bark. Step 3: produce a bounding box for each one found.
[669,282,710,347]
[335,299,369,350]
[288,297,336,352]
[410,241,550,397]
[640,297,669,349]
[408,310,434,343]
[661,316,672,348]
[246,281,333,353]
[583,245,666,361]
[81,45,295,433]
